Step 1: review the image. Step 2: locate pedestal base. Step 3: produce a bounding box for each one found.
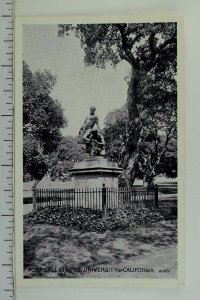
[69,156,122,189]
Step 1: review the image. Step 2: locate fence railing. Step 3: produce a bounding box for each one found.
[33,184,158,217]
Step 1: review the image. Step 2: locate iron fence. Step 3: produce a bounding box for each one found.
[33,184,158,215]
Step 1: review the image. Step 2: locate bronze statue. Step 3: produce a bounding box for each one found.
[79,106,99,138]
[79,107,105,156]
[85,129,105,156]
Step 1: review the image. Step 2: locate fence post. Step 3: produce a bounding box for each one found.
[32,187,37,211]
[102,184,107,220]
[154,184,159,208]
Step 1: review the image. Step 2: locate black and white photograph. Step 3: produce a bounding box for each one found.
[14,17,183,284]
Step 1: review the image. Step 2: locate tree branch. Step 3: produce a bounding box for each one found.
[145,31,177,72]
[130,32,143,48]
[148,32,157,64]
[159,32,177,52]
[118,49,134,66]
[116,24,140,69]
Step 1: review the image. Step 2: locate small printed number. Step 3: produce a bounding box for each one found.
[159,269,170,273]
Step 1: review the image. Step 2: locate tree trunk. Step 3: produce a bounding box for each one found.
[32,179,39,212]
[32,179,40,190]
[143,148,166,186]
[124,67,143,188]
[144,172,155,186]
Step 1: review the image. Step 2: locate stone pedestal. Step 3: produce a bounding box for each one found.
[69,156,122,189]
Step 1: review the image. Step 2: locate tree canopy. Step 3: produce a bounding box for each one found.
[23,61,67,184]
[103,105,128,166]
[58,22,177,186]
[103,87,177,185]
[49,136,89,181]
[58,23,176,71]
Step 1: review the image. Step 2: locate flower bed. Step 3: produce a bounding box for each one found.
[23,205,172,233]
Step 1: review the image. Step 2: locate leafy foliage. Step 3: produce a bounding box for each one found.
[103,105,128,165]
[58,22,177,186]
[49,136,89,181]
[58,23,176,70]
[23,137,49,181]
[23,61,67,182]
[24,205,166,233]
[103,100,177,183]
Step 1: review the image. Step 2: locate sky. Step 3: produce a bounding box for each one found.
[23,25,131,136]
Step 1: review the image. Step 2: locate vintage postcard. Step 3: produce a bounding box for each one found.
[14,16,184,287]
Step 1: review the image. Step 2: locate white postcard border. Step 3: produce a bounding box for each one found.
[14,15,184,287]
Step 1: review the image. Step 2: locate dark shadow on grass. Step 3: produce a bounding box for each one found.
[23,235,44,276]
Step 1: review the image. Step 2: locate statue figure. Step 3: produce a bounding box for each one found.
[79,106,99,137]
[85,129,105,156]
[79,107,105,156]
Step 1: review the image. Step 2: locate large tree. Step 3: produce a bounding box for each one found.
[138,101,177,185]
[23,61,67,186]
[103,103,177,185]
[103,105,128,167]
[104,52,177,185]
[49,136,89,181]
[58,22,177,187]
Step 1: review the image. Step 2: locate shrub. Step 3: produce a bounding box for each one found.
[24,205,166,233]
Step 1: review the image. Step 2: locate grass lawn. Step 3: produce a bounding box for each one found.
[24,220,177,279]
